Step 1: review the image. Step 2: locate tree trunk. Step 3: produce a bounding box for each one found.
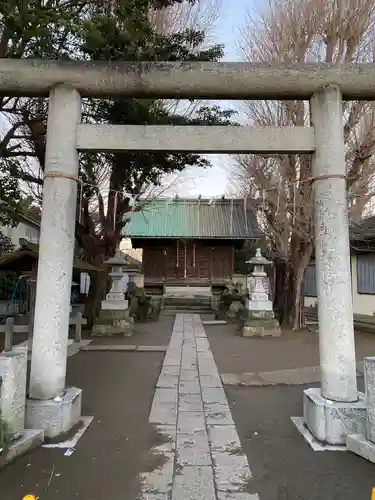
[84,269,108,330]
[273,259,288,324]
[274,245,313,330]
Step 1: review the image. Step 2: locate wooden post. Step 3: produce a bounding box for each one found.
[75,311,82,342]
[4,317,14,352]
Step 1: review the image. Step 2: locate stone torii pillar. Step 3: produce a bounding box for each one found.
[25,85,83,438]
[302,85,366,445]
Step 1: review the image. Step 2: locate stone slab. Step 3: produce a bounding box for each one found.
[156,374,179,388]
[153,388,178,406]
[25,387,82,439]
[198,363,219,377]
[194,331,207,338]
[212,452,251,492]
[179,381,201,395]
[0,429,44,468]
[203,321,227,325]
[207,425,243,453]
[171,465,216,500]
[140,452,175,495]
[303,387,366,445]
[204,404,234,426]
[217,493,260,500]
[196,338,210,352]
[140,493,169,500]
[151,425,176,453]
[197,353,216,366]
[200,374,222,388]
[179,394,203,412]
[202,387,228,405]
[161,366,180,377]
[137,345,168,352]
[347,433,375,463]
[176,433,211,466]
[81,345,137,351]
[149,403,177,426]
[163,352,182,367]
[178,411,206,434]
[221,366,321,387]
[180,369,199,382]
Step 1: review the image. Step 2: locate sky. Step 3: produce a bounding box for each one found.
[177,0,253,198]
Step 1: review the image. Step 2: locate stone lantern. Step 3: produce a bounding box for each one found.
[102,251,129,309]
[92,250,133,336]
[242,248,281,337]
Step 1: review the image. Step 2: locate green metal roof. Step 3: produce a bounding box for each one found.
[124,198,260,239]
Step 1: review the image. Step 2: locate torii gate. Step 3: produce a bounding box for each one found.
[0,59,371,443]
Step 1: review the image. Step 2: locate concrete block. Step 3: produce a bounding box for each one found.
[171,465,216,500]
[365,356,375,442]
[25,387,82,439]
[176,433,211,466]
[0,429,44,468]
[303,387,366,445]
[347,433,375,463]
[0,351,27,438]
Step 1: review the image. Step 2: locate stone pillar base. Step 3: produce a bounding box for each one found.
[347,433,375,463]
[25,387,82,439]
[242,317,281,337]
[303,387,366,445]
[0,429,44,468]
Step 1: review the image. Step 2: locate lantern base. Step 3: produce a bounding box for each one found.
[242,317,281,337]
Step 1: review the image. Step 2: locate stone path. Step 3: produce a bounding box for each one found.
[141,313,259,500]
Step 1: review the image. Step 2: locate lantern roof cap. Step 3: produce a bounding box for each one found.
[246,248,271,266]
[105,250,126,266]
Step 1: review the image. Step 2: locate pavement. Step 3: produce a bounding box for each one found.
[2,313,375,499]
[143,313,257,499]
